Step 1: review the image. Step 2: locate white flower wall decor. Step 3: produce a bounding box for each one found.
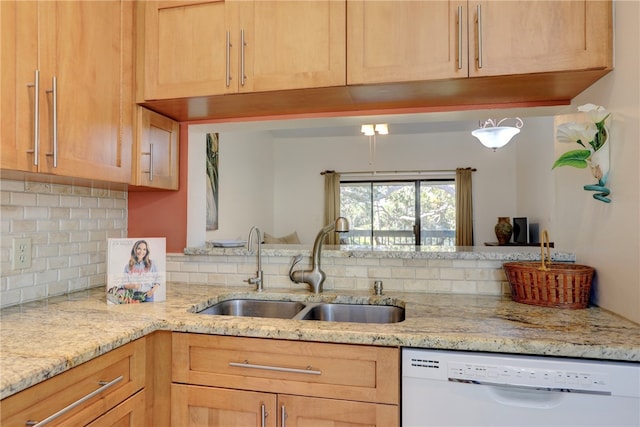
[553,104,611,203]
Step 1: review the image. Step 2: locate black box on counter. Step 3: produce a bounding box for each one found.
[107,238,166,304]
[513,217,528,244]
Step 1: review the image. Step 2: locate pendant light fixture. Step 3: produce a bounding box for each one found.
[472,118,523,151]
[361,124,389,167]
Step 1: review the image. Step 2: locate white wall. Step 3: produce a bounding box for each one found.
[551,0,640,323]
[515,116,557,241]
[189,120,554,246]
[188,130,275,247]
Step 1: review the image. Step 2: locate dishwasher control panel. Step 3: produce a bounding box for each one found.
[447,360,611,394]
[403,348,640,397]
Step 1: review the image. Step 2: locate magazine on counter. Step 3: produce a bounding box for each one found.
[107,238,166,304]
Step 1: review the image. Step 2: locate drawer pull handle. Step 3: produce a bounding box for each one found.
[44,76,58,168]
[229,360,321,375]
[26,70,40,166]
[142,143,154,181]
[281,404,287,427]
[25,375,124,426]
[457,6,463,70]
[260,403,267,427]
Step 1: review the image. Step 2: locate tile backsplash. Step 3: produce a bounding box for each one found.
[166,253,510,296]
[0,179,127,307]
[1,178,510,308]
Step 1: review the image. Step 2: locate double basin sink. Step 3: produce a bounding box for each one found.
[198,298,405,324]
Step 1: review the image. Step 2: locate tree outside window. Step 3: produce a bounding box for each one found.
[340,180,455,246]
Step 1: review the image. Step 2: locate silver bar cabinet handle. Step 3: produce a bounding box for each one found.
[229,360,321,375]
[281,405,287,427]
[457,6,463,70]
[45,76,57,167]
[240,29,246,87]
[25,376,123,427]
[26,70,40,166]
[476,4,483,69]
[225,31,231,87]
[142,143,154,181]
[260,403,267,427]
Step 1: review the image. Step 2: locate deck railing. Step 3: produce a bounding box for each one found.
[341,229,455,246]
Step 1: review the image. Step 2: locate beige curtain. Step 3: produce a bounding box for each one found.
[323,171,341,244]
[455,168,474,246]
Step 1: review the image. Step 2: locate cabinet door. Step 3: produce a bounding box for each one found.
[240,0,346,92]
[470,0,612,77]
[347,0,468,84]
[279,394,398,427]
[133,107,179,190]
[142,1,235,100]
[171,384,277,427]
[36,1,133,182]
[1,1,39,172]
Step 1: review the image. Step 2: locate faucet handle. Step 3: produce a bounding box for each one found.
[288,255,303,281]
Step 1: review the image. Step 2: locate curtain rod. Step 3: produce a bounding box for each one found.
[320,168,476,176]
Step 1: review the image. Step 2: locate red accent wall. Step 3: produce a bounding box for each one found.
[128,124,189,253]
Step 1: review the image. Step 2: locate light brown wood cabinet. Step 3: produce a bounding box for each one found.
[0,0,134,183]
[131,107,179,190]
[0,338,146,427]
[171,333,399,426]
[347,0,612,84]
[137,0,345,101]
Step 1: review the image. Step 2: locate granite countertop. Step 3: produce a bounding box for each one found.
[2,282,639,400]
[184,244,577,262]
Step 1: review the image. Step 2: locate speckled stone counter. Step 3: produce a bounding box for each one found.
[184,244,577,262]
[2,282,638,400]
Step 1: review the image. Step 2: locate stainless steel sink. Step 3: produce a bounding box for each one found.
[198,299,306,319]
[297,303,405,324]
[197,298,405,324]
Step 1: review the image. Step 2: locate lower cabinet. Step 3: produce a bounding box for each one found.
[0,338,146,427]
[172,384,397,426]
[171,333,400,426]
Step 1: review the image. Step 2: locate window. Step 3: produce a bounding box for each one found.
[340,179,455,246]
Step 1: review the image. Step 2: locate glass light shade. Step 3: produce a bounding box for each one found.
[361,124,375,136]
[472,126,521,150]
[374,124,388,135]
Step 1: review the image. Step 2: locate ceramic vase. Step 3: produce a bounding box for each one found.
[495,217,513,245]
[583,126,611,203]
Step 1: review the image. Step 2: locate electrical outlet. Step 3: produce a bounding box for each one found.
[12,238,32,270]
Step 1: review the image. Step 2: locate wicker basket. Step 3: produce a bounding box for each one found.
[503,262,594,309]
[502,230,594,309]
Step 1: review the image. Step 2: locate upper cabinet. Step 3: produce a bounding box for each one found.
[1,0,134,183]
[468,1,612,77]
[131,107,179,190]
[138,0,345,101]
[347,1,468,84]
[348,0,612,85]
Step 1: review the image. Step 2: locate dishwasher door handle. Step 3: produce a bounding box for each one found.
[449,378,610,396]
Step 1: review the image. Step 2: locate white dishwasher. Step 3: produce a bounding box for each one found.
[402,348,640,427]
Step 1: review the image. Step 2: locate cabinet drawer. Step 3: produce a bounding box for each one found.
[85,390,146,427]
[172,333,399,404]
[1,338,145,427]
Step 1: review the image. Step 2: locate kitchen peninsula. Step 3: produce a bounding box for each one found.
[2,278,639,401]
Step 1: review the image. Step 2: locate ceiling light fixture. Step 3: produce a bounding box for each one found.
[472,117,523,151]
[361,123,388,136]
[360,124,389,168]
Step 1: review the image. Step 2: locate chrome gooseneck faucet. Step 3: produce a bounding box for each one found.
[289,217,349,294]
[244,226,264,291]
